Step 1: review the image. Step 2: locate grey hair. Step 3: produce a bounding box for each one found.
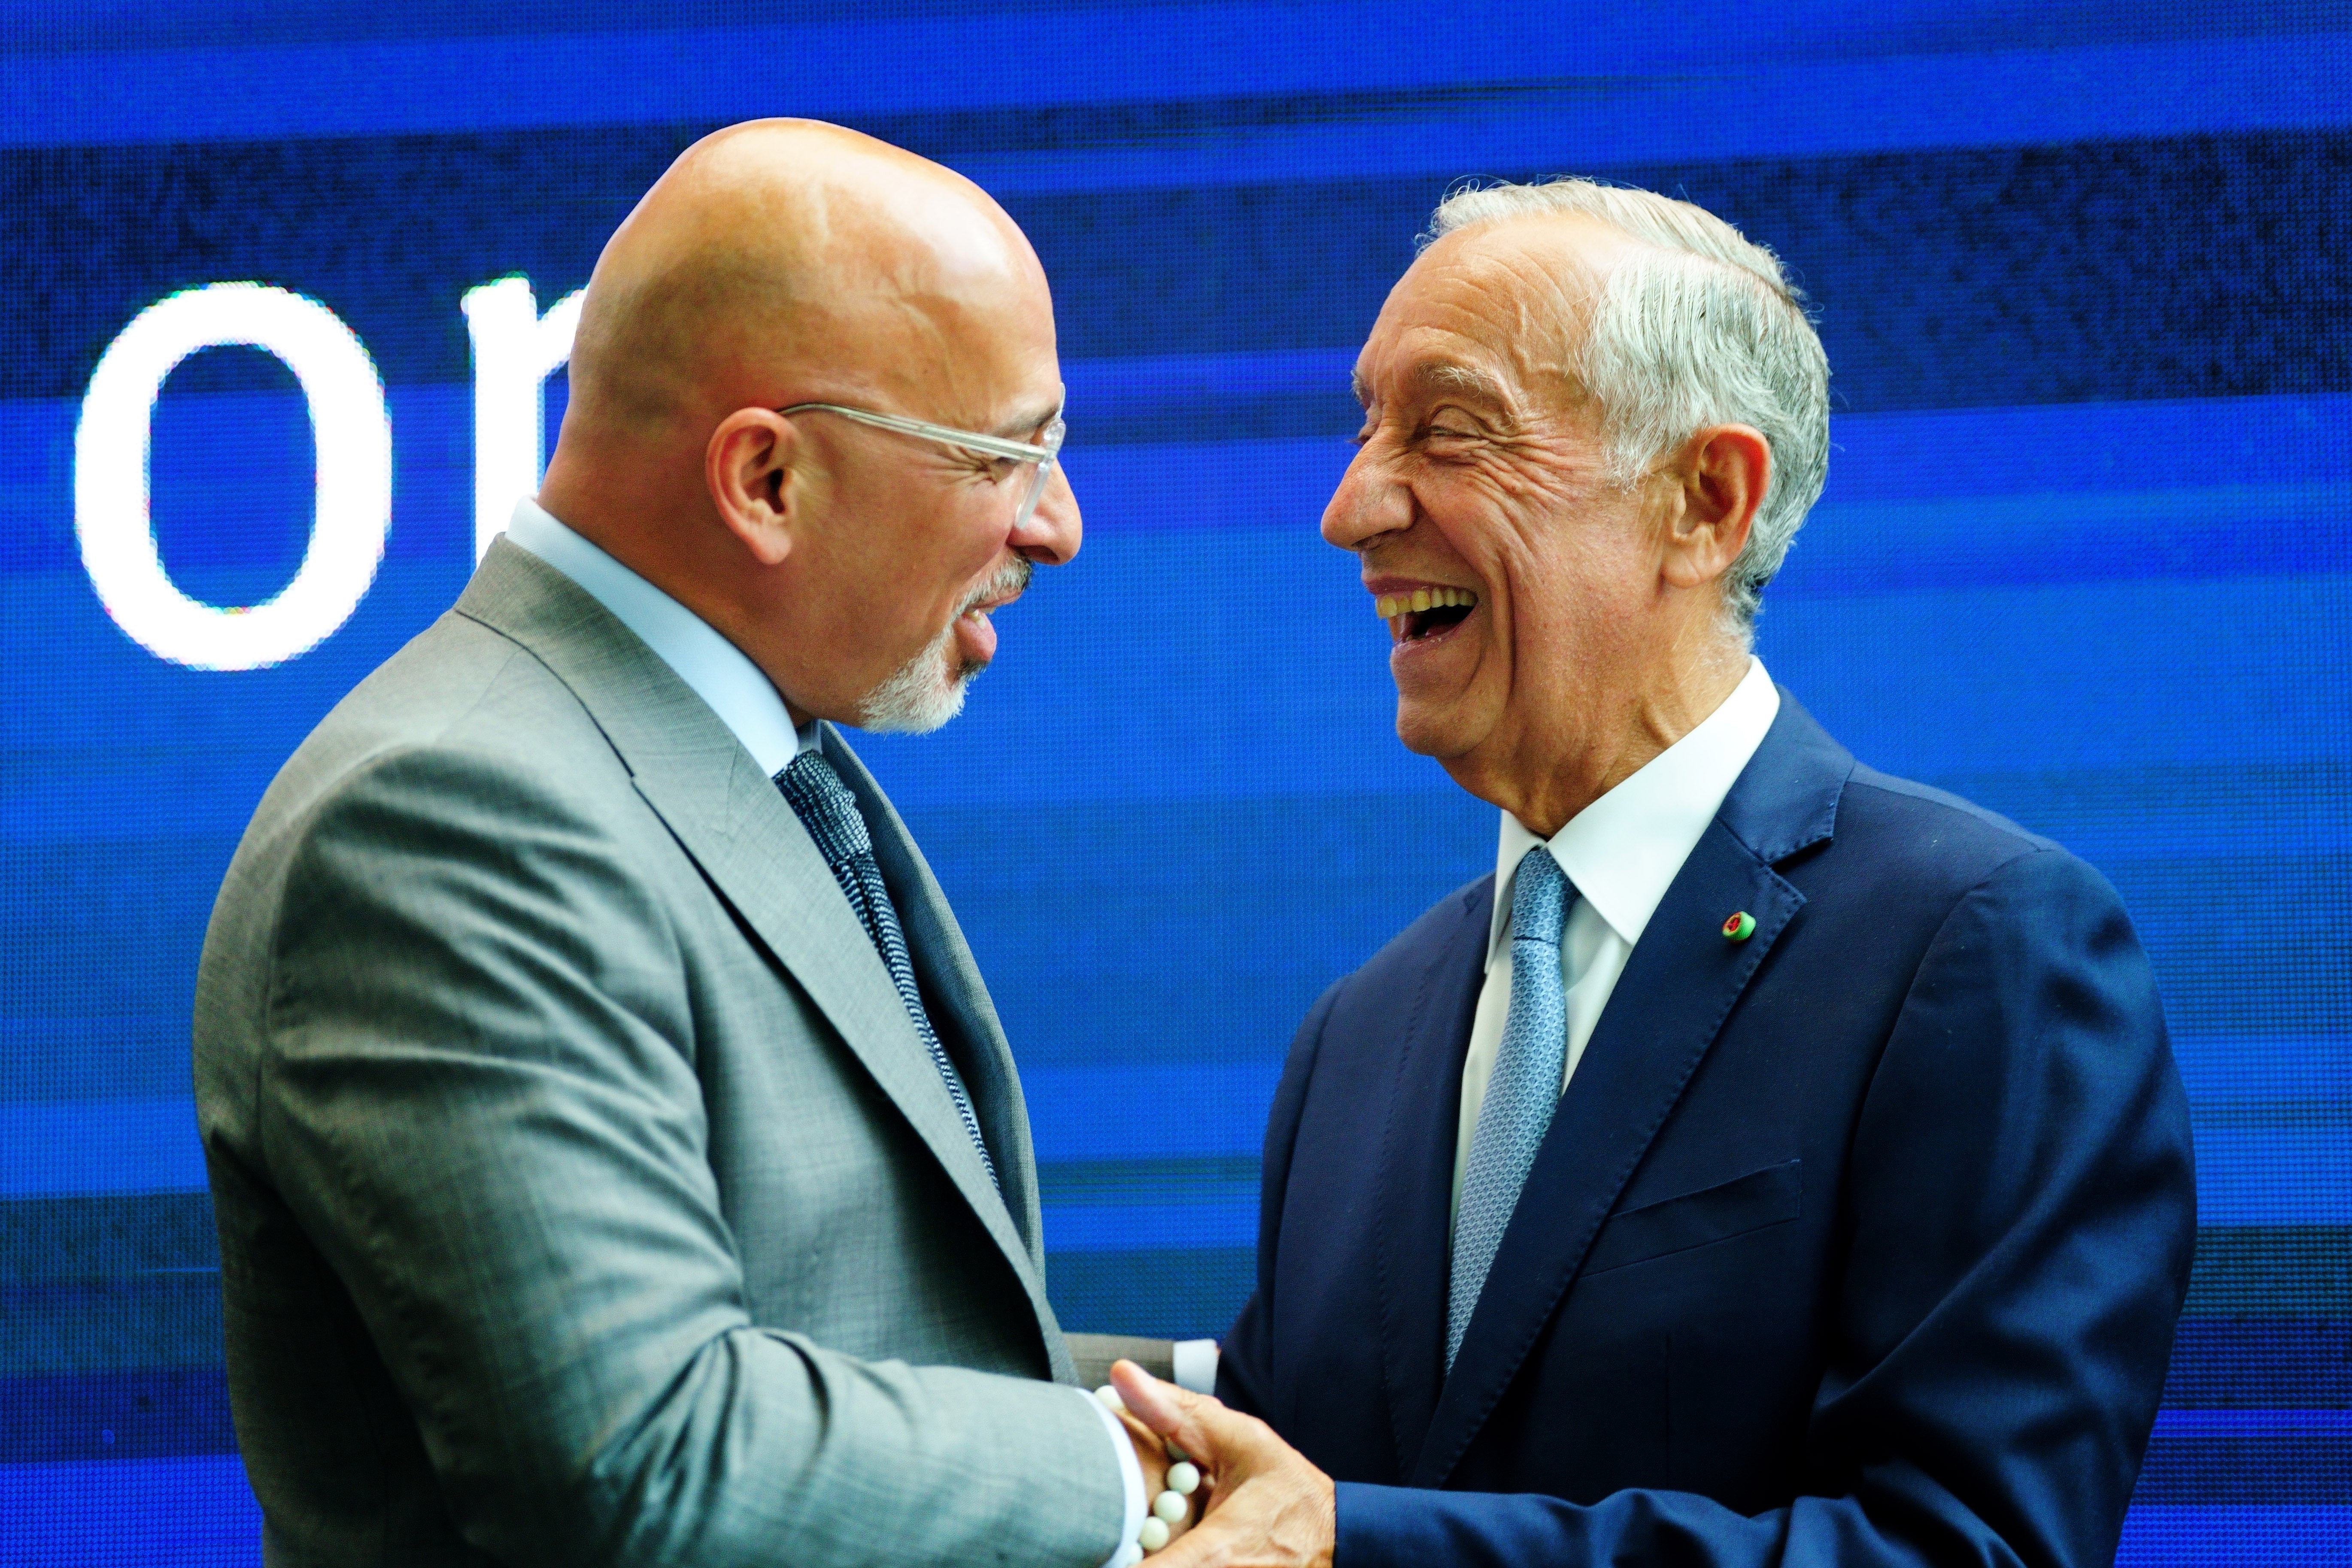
[1425,179,1830,634]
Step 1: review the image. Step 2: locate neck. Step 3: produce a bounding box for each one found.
[1451,644,1748,838]
[538,450,813,728]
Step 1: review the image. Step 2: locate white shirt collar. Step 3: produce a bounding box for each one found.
[502,498,817,776]
[1490,658,1781,961]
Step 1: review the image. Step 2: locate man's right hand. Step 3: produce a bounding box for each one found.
[1109,1361,1334,1568]
[1110,1397,1200,1553]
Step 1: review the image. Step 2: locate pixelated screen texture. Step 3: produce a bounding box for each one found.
[1,0,2346,1560]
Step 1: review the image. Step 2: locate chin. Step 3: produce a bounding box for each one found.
[1395,669,1511,764]
[858,640,983,735]
[1392,698,1466,760]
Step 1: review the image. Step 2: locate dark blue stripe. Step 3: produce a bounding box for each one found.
[0,1369,235,1463]
[2165,1320,2352,1408]
[7,129,2352,407]
[2133,1411,2352,1504]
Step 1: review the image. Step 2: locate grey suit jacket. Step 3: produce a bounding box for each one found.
[194,541,1127,1566]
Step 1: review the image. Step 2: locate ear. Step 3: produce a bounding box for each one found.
[1661,423,1770,592]
[705,408,800,568]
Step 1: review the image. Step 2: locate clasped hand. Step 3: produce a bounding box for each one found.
[1108,1360,1335,1568]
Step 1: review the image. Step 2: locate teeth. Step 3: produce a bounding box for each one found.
[1372,587,1478,620]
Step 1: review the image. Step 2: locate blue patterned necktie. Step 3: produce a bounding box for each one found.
[1447,843,1572,1371]
[776,751,998,1192]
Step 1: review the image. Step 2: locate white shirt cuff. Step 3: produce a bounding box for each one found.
[1171,1339,1219,1395]
[1081,1386,1146,1568]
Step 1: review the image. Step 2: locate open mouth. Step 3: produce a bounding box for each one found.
[953,558,1034,632]
[1375,586,1479,643]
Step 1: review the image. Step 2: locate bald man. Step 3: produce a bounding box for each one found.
[194,122,1181,1567]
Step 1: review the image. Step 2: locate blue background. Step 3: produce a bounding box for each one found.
[3,1,2349,1560]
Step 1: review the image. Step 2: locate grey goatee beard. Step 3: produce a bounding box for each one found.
[856,557,1034,735]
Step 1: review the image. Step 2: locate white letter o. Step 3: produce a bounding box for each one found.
[75,283,391,671]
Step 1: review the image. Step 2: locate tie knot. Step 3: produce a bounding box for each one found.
[1510,844,1568,949]
[775,751,874,868]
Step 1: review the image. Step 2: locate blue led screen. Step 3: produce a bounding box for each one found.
[2,2,2348,1561]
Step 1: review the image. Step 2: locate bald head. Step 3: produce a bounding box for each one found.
[562,119,1053,440]
[534,118,1078,738]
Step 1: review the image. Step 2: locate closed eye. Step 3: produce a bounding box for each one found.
[1422,403,1488,441]
[945,449,1020,482]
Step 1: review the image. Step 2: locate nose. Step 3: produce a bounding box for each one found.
[1012,461,1081,566]
[1321,439,1410,554]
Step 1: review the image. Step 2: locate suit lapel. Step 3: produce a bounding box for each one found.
[1370,880,1493,1477]
[453,543,1056,1362]
[1409,696,1851,1487]
[822,731,1053,1276]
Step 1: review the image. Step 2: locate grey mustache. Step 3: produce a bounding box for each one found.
[960,557,1034,617]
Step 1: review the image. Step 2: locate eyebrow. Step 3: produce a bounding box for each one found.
[1418,361,1511,405]
[1351,359,1513,411]
[989,397,1065,441]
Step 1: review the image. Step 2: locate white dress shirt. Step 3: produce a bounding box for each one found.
[1451,658,1782,1231]
[501,499,1148,1567]
[504,499,816,771]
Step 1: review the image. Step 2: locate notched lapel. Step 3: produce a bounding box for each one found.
[635,745,1043,1309]
[456,544,1049,1335]
[1371,880,1493,1478]
[1411,824,1804,1488]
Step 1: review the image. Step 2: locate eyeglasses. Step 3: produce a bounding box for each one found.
[778,391,1067,531]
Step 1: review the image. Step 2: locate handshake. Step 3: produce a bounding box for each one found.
[1095,1359,1334,1568]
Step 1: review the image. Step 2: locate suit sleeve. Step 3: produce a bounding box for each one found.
[1217,977,1342,1422]
[254,746,1128,1568]
[1334,846,2197,1568]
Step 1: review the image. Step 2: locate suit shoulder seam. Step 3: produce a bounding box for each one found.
[1838,772,2059,854]
[1860,840,2072,1101]
[251,638,538,1166]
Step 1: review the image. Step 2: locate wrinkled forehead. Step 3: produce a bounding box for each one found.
[1354,217,1622,412]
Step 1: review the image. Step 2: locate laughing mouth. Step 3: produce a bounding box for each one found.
[1375,585,1479,643]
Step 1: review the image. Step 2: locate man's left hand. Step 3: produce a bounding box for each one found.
[1108,1360,1335,1568]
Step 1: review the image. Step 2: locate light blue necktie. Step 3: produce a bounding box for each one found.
[1447,843,1572,1371]
[776,751,999,1192]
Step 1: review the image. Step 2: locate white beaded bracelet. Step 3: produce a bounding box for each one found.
[1096,1385,1200,1554]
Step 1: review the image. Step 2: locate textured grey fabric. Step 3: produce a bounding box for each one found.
[194,540,1124,1568]
[1064,1335,1177,1392]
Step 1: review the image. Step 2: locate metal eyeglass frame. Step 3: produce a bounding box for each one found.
[777,390,1067,531]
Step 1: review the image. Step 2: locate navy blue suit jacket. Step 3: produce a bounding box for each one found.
[1217,694,2194,1568]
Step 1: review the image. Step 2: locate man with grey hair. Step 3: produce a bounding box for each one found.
[1097,180,2193,1568]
